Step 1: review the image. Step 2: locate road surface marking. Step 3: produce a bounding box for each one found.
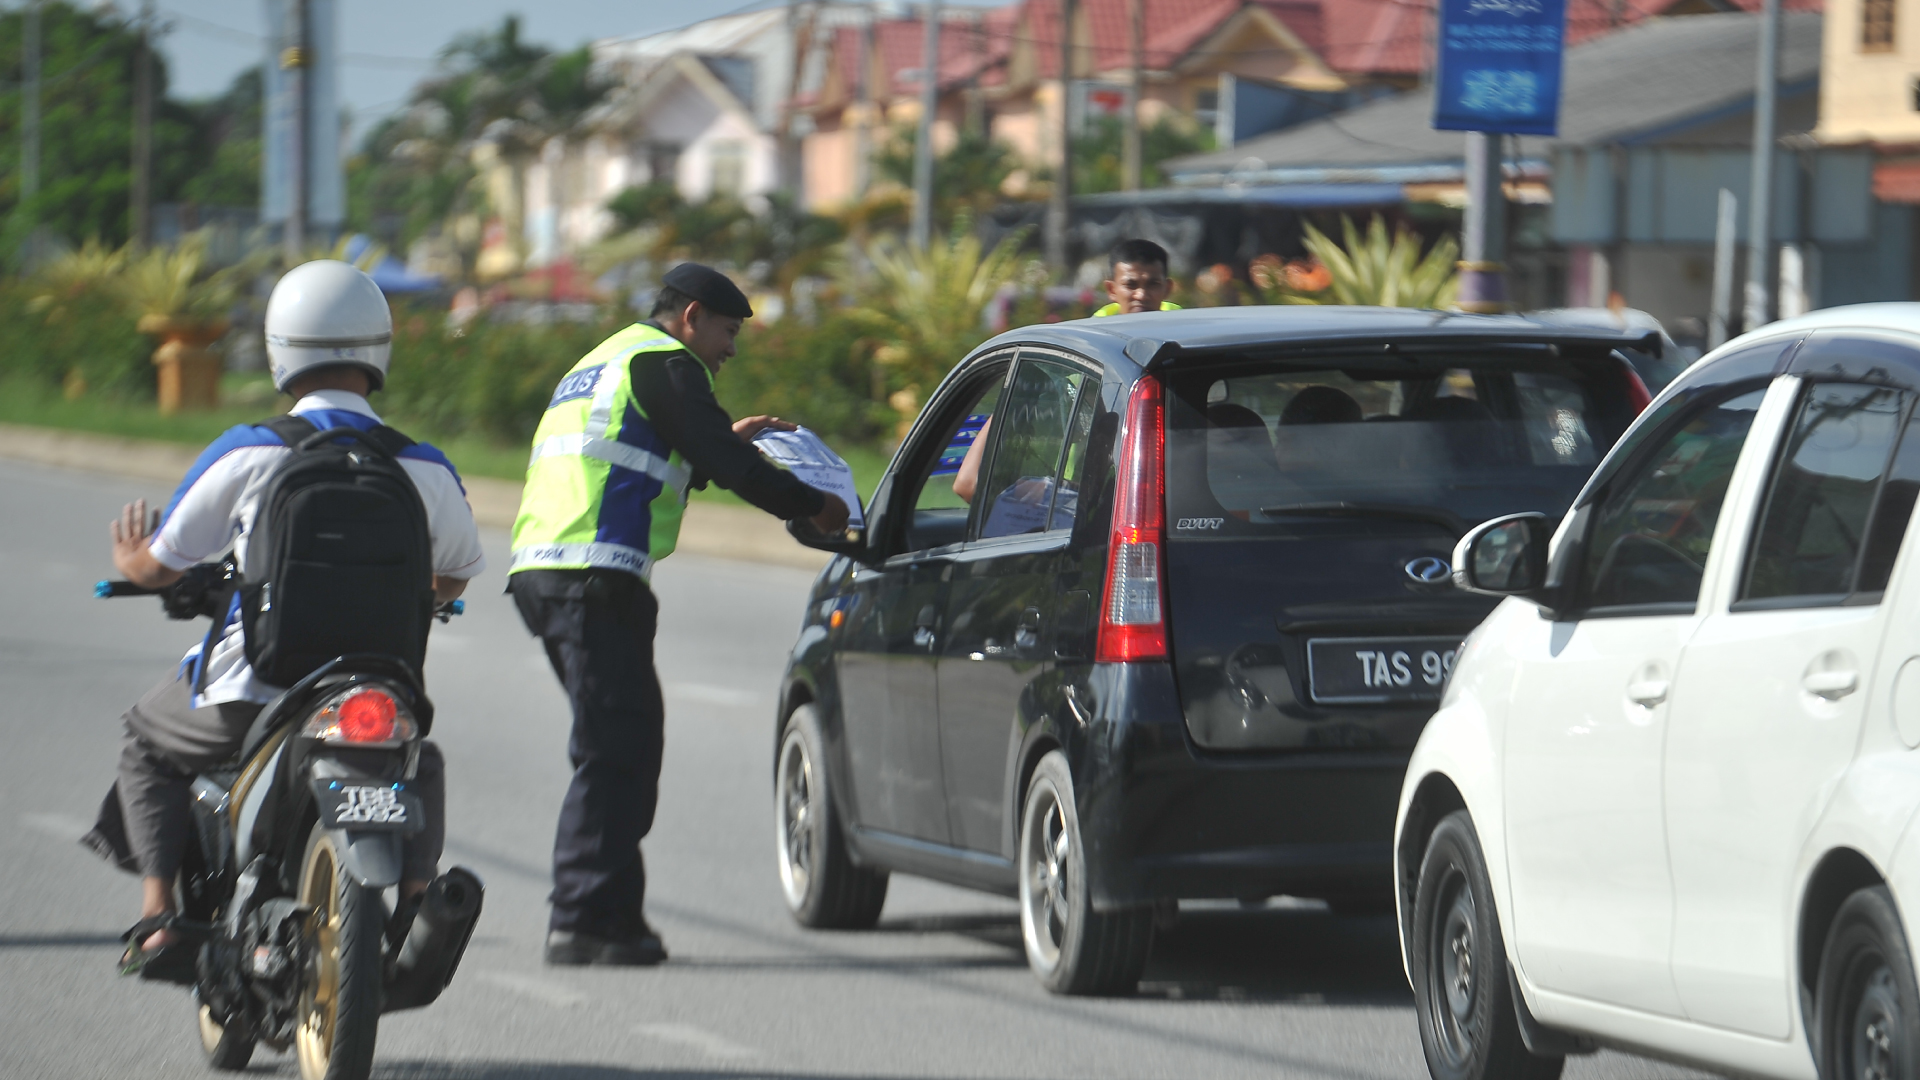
[23,812,90,839]
[663,683,761,708]
[634,1021,759,1060]
[475,970,589,1009]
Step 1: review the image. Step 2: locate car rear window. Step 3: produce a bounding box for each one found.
[1164,353,1640,537]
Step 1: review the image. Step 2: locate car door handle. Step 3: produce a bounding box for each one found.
[1626,679,1669,707]
[1804,670,1859,700]
[912,604,938,649]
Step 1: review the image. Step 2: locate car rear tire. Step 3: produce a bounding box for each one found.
[1817,886,1920,1080]
[1018,751,1153,996]
[1411,810,1564,1080]
[775,704,889,929]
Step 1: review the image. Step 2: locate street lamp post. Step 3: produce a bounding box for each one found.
[1743,0,1782,332]
[911,0,941,250]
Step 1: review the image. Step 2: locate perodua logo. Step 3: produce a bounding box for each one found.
[1405,556,1451,584]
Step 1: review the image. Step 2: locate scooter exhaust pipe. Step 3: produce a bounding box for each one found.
[383,867,483,1013]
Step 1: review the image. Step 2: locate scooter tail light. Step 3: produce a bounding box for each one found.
[1097,375,1170,663]
[303,685,417,745]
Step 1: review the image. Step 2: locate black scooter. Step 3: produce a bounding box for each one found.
[98,563,483,1080]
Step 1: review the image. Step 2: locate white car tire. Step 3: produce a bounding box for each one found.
[1817,886,1920,1080]
[1411,810,1564,1080]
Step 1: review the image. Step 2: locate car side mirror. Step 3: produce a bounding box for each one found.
[787,517,872,561]
[1453,512,1550,598]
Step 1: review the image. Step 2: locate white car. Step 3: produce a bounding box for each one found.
[1398,303,1920,1080]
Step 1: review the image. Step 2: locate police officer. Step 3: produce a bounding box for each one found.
[509,263,849,966]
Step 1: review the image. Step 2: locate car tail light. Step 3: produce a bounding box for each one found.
[1622,360,1652,414]
[1097,375,1169,662]
[304,685,417,746]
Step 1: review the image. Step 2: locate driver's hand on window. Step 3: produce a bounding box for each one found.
[809,493,850,535]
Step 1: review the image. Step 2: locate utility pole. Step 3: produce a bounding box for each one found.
[282,0,309,262]
[1456,132,1507,312]
[854,7,874,199]
[1122,0,1142,191]
[1709,188,1737,348]
[910,0,940,250]
[20,0,40,255]
[1046,0,1075,269]
[132,0,154,247]
[1743,0,1781,332]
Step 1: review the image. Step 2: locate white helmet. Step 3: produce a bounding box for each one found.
[265,260,393,393]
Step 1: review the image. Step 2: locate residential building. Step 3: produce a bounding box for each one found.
[1160,9,1882,335]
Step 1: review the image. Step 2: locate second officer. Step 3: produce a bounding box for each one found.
[509,262,849,965]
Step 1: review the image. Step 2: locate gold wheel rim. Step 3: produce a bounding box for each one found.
[295,836,342,1080]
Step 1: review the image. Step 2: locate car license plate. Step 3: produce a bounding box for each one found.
[311,779,424,834]
[1307,637,1463,704]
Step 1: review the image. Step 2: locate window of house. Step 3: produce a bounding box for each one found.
[709,141,747,198]
[1864,0,1896,52]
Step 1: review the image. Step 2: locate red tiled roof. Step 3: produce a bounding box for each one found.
[1315,0,1824,76]
[798,0,1827,107]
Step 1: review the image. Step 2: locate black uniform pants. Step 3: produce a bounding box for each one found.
[510,569,664,938]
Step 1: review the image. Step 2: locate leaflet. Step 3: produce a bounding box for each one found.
[752,426,866,531]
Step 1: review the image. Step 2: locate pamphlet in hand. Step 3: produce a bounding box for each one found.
[752,426,866,531]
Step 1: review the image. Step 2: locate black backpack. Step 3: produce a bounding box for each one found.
[237,415,435,687]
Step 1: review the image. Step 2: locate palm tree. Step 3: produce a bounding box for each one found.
[841,218,1031,401]
[1264,216,1459,309]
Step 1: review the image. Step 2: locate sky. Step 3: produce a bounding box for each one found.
[149,0,1000,148]
[148,0,785,143]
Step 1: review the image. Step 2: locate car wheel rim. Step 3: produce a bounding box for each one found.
[1426,865,1479,1068]
[1851,962,1903,1080]
[775,730,815,907]
[295,836,341,1080]
[1020,782,1070,970]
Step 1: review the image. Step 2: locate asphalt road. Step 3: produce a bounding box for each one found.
[0,459,1721,1080]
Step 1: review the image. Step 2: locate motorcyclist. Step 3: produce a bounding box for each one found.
[82,260,486,979]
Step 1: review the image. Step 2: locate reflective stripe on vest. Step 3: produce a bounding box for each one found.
[508,323,707,579]
[1092,300,1183,316]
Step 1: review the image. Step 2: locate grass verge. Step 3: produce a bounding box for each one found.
[0,376,894,507]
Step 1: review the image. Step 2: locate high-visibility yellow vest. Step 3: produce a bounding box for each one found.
[509,323,701,581]
[1092,300,1183,316]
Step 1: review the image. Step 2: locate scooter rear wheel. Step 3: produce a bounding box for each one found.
[294,825,383,1080]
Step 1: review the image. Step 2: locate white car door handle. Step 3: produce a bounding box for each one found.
[1626,679,1669,706]
[1804,670,1859,700]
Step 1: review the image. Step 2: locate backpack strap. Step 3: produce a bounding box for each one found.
[260,414,319,446]
[262,414,416,459]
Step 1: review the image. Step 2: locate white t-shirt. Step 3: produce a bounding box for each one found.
[149,390,486,705]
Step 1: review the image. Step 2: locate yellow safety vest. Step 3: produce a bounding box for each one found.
[509,323,701,581]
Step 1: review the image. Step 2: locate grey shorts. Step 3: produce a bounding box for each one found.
[91,671,445,883]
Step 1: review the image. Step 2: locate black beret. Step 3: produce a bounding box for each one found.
[662,262,753,319]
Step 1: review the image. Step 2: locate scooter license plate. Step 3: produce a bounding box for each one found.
[311,779,424,834]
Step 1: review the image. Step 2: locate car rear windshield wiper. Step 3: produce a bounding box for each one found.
[1257,502,1467,537]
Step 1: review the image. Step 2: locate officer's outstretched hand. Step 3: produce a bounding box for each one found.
[733,415,797,443]
[810,493,850,535]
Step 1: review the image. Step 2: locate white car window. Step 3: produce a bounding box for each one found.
[1741,383,1912,605]
[1581,388,1767,612]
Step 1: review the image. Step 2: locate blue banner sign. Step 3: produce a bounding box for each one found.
[1432,0,1568,136]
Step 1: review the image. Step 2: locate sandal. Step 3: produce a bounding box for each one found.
[118,914,198,985]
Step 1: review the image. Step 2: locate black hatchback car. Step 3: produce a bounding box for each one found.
[773,306,1659,994]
